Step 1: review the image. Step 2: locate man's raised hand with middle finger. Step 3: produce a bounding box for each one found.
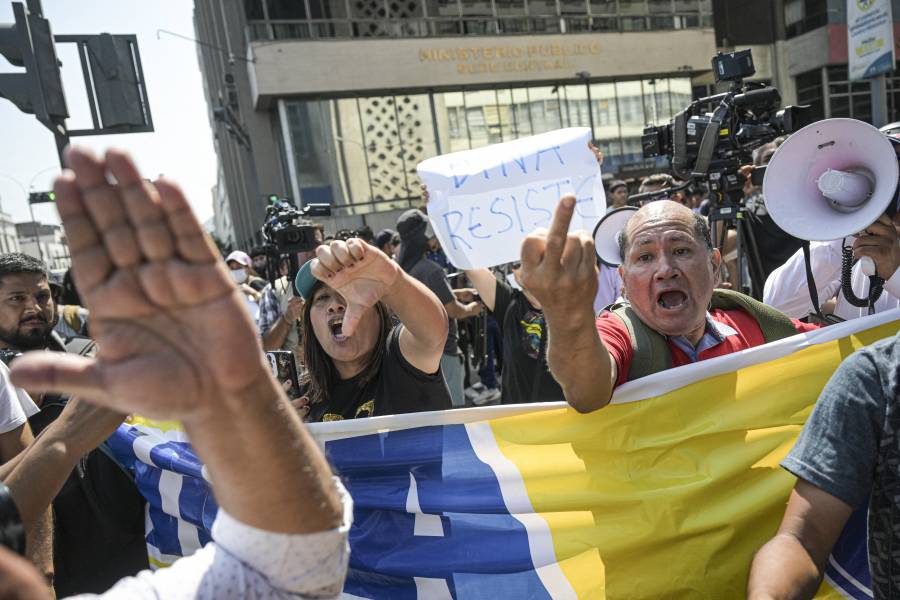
[519,195,617,412]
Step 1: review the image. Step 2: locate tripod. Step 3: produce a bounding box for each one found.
[707,198,767,300]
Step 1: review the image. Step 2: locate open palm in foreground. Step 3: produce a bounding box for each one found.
[10,147,268,419]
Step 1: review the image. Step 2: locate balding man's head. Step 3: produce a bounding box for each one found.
[615,200,721,343]
[617,200,712,260]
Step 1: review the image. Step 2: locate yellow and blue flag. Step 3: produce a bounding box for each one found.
[106,309,900,599]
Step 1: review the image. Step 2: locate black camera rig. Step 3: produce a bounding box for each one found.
[641,49,811,189]
[634,49,812,298]
[261,195,330,255]
[259,195,331,292]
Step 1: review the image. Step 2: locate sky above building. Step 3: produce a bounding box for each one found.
[0,0,217,227]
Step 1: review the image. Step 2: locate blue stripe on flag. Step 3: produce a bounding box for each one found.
[825,502,872,599]
[179,475,216,546]
[325,423,551,599]
[135,464,182,556]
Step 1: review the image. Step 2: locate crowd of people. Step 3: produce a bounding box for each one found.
[0,126,896,598]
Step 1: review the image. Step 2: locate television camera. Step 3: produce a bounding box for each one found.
[634,49,813,298]
[259,195,331,292]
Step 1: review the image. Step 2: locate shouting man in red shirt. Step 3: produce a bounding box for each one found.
[520,196,817,413]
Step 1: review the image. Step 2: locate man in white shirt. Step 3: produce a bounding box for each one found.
[0,360,38,451]
[764,213,900,320]
[0,147,350,599]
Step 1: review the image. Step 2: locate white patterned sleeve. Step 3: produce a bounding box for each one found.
[68,479,353,600]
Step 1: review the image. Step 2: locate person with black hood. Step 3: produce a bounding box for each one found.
[396,209,482,407]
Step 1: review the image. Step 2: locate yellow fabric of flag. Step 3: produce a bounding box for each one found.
[488,320,897,598]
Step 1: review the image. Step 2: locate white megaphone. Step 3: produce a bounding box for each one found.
[763,118,899,278]
[593,206,639,267]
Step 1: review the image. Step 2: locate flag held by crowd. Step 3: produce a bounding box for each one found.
[107,310,900,599]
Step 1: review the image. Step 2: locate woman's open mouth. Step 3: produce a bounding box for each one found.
[328,317,348,342]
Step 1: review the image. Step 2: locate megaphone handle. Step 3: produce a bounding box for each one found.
[859,256,876,277]
[840,244,885,309]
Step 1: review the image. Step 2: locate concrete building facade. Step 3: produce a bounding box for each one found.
[16,222,69,271]
[0,214,20,255]
[195,0,723,248]
[714,0,900,124]
[195,0,900,249]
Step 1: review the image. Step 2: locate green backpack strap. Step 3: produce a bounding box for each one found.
[709,289,798,343]
[607,290,797,383]
[609,301,671,381]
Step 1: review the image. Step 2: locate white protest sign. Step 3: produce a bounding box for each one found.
[416,127,605,269]
[848,0,895,81]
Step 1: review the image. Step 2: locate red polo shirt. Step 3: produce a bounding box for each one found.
[597,308,820,388]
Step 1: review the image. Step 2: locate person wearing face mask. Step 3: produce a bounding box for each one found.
[295,237,451,422]
[225,251,264,321]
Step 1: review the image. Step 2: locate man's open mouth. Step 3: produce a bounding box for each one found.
[328,317,347,342]
[656,290,688,310]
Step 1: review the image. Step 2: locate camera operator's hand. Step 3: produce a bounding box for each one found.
[453,288,478,303]
[283,296,304,323]
[853,213,900,279]
[520,195,598,321]
[459,301,484,320]
[311,238,400,337]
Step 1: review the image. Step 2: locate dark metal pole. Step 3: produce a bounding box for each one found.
[27,202,44,262]
[577,71,595,142]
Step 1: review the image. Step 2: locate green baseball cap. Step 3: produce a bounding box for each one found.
[294,260,320,301]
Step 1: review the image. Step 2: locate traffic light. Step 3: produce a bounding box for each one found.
[0,2,68,124]
[28,191,55,204]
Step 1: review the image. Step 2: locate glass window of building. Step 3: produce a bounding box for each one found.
[827,65,872,122]
[284,99,342,207]
[245,0,714,38]
[887,68,900,123]
[435,91,471,152]
[560,0,589,13]
[244,0,264,19]
[795,69,825,122]
[589,0,615,12]
[332,98,376,211]
[674,0,699,10]
[619,0,648,13]
[784,0,828,39]
[511,87,534,137]
[494,89,516,141]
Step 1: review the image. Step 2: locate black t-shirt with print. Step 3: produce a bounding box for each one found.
[307,326,451,422]
[493,278,565,405]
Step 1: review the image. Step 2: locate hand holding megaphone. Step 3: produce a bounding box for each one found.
[763,118,900,311]
[851,213,900,279]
